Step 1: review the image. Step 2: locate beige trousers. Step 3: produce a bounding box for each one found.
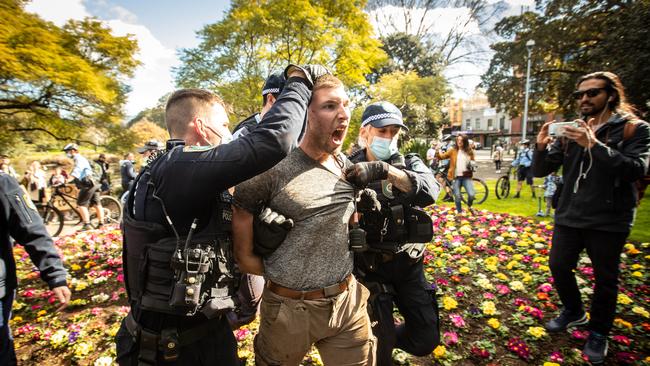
[254,276,376,366]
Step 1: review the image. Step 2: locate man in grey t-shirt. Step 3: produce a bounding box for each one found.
[233,73,375,366]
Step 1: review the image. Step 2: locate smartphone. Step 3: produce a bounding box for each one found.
[548,121,579,137]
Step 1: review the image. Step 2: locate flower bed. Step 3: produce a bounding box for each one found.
[11,207,649,365]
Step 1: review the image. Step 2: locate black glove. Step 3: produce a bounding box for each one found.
[344,161,390,188]
[284,64,331,89]
[357,188,381,212]
[253,206,294,257]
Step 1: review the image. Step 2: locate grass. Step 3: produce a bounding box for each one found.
[439,178,650,243]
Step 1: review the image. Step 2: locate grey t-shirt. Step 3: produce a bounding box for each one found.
[234,148,355,291]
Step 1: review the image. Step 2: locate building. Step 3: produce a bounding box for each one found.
[459,91,512,148]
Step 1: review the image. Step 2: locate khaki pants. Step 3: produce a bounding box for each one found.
[255,276,376,366]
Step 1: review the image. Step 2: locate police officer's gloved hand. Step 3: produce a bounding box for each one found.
[344,161,390,188]
[284,64,331,89]
[357,188,381,212]
[253,207,295,257]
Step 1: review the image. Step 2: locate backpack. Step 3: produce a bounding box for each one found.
[622,120,650,205]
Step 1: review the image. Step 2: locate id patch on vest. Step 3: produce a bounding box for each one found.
[183,145,217,153]
[381,180,394,200]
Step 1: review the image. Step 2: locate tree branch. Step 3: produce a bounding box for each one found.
[8,127,101,147]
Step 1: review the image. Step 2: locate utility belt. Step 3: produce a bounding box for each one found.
[124,311,220,365]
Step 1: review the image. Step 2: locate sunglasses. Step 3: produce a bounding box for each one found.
[572,87,606,100]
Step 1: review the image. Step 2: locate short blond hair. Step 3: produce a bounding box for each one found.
[165,89,226,137]
[313,74,344,92]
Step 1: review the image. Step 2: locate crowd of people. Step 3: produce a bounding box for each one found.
[1,67,648,366]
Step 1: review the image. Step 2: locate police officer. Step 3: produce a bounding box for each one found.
[344,101,441,366]
[232,71,286,139]
[1,172,71,365]
[116,64,328,365]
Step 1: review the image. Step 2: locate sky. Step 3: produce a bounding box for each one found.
[25,0,534,119]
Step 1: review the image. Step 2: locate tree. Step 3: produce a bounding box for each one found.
[129,120,169,147]
[366,0,504,68]
[481,0,650,118]
[368,71,450,137]
[175,0,387,120]
[367,32,443,83]
[128,93,169,129]
[0,0,140,152]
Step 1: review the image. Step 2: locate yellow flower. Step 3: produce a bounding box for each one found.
[484,256,499,266]
[527,326,547,339]
[74,342,93,358]
[70,264,81,271]
[495,273,509,281]
[11,316,23,323]
[506,260,519,270]
[509,281,525,291]
[632,306,649,318]
[481,301,497,316]
[433,345,446,358]
[442,296,458,311]
[614,318,633,329]
[476,278,494,290]
[485,264,498,272]
[458,266,471,274]
[487,318,500,329]
[631,271,642,278]
[631,264,643,270]
[617,294,633,305]
[522,274,533,283]
[544,363,561,366]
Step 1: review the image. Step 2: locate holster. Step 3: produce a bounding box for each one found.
[124,311,219,365]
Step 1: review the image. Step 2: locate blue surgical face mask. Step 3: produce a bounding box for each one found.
[370,136,398,161]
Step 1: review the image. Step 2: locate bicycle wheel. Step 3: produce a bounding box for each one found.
[38,205,64,237]
[472,178,488,204]
[495,176,510,199]
[459,178,488,205]
[98,195,123,224]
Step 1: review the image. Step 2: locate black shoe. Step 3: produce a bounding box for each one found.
[96,223,104,230]
[532,192,536,198]
[544,309,588,332]
[80,223,93,231]
[513,193,520,198]
[583,332,608,364]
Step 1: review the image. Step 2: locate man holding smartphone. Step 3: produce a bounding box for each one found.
[532,71,650,364]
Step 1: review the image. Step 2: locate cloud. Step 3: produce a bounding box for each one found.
[25,0,89,25]
[25,0,177,117]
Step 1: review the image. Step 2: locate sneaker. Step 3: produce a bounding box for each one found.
[583,332,608,364]
[545,309,588,332]
[96,223,104,230]
[80,223,93,231]
[513,192,520,198]
[532,192,537,198]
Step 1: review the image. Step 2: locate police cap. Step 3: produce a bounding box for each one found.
[361,101,408,131]
[261,72,286,97]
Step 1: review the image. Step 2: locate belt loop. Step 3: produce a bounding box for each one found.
[300,291,306,301]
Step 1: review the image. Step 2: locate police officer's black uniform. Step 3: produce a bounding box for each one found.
[349,149,441,365]
[347,102,440,366]
[1,173,68,366]
[116,76,311,365]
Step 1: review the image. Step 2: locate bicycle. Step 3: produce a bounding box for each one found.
[495,166,517,199]
[36,184,122,237]
[434,167,488,205]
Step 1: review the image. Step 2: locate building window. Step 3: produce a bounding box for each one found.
[488,118,493,130]
[465,119,471,130]
[500,116,506,130]
[475,118,481,130]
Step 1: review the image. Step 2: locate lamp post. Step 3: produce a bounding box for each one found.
[522,39,535,140]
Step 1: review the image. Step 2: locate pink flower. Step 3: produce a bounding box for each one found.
[549,351,564,363]
[483,292,495,299]
[449,314,466,328]
[496,285,510,295]
[571,330,589,340]
[612,335,631,346]
[538,283,553,293]
[443,331,459,346]
[91,307,103,316]
[615,352,638,364]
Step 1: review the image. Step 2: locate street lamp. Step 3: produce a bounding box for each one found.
[522,39,535,140]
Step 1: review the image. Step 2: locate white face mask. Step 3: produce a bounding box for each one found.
[66,152,73,158]
[205,124,233,145]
